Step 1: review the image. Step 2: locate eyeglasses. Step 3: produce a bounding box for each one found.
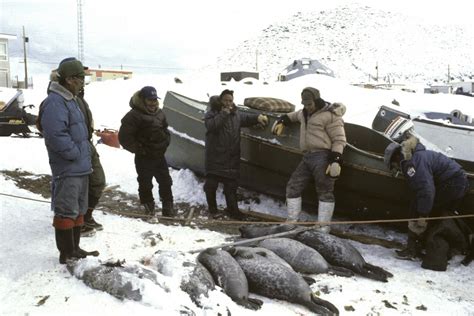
[72,76,85,82]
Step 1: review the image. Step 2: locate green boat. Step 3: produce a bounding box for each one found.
[163,91,474,220]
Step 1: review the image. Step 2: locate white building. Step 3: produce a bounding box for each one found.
[0,33,17,88]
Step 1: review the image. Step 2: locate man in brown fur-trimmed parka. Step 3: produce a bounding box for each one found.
[272,87,346,232]
[385,135,472,270]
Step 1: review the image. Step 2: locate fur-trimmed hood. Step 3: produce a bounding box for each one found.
[327,102,346,117]
[129,90,159,115]
[400,134,422,160]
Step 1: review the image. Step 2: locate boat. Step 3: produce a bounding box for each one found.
[372,105,474,162]
[163,91,474,220]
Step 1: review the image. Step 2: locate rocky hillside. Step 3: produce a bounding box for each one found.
[215,5,474,83]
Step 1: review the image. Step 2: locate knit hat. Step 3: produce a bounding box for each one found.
[57,57,88,78]
[301,87,321,101]
[139,86,160,100]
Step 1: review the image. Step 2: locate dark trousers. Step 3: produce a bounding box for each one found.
[88,144,106,209]
[204,174,238,196]
[135,155,173,204]
[286,151,335,202]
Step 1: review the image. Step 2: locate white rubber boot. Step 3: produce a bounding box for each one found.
[286,197,302,222]
[317,201,335,233]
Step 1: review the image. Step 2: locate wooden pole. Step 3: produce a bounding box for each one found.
[188,225,315,254]
[22,26,28,89]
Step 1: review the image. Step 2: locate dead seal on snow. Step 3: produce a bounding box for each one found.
[228,247,339,315]
[239,223,297,238]
[230,246,292,270]
[295,230,393,282]
[258,237,353,277]
[68,259,166,301]
[197,248,262,310]
[151,250,215,307]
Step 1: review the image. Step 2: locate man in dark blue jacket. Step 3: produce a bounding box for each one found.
[385,135,471,270]
[40,58,98,264]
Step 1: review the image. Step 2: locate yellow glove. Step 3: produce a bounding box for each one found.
[408,218,427,235]
[325,162,341,178]
[271,121,285,136]
[257,114,269,127]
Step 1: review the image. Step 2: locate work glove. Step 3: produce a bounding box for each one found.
[325,152,343,178]
[272,121,285,136]
[326,162,341,178]
[257,114,269,127]
[408,218,428,235]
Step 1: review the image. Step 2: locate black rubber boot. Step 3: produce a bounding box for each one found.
[142,201,156,216]
[205,191,218,214]
[84,208,103,231]
[395,231,423,260]
[224,191,245,220]
[73,226,100,258]
[162,200,176,217]
[55,228,76,264]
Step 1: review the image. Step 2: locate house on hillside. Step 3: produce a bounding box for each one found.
[86,68,132,82]
[0,33,17,88]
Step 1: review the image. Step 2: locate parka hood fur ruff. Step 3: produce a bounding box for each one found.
[130,90,158,114]
[400,134,419,160]
[328,102,346,116]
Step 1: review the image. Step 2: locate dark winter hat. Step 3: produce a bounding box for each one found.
[139,86,160,100]
[57,57,88,78]
[219,89,234,99]
[301,87,321,102]
[384,142,402,169]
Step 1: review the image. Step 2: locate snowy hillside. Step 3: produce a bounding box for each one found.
[215,4,474,83]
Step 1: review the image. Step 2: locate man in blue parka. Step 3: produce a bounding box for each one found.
[385,135,472,270]
[40,58,97,264]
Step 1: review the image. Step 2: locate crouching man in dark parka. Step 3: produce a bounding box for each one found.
[118,86,175,217]
[385,135,473,270]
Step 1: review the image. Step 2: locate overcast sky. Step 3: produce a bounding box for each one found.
[1,0,473,74]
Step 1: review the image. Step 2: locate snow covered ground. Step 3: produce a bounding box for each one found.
[1,75,473,315]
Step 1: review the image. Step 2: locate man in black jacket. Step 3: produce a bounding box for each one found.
[203,90,268,219]
[118,86,175,217]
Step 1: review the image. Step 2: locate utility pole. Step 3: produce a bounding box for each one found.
[255,49,258,72]
[375,62,379,82]
[77,0,84,62]
[447,64,450,84]
[22,26,29,89]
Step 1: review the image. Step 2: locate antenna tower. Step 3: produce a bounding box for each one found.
[77,0,84,62]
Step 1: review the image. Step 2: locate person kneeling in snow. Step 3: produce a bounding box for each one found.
[384,135,473,271]
[118,86,175,217]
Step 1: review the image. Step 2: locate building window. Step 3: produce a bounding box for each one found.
[0,43,7,61]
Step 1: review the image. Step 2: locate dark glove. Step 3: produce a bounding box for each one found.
[325,152,343,178]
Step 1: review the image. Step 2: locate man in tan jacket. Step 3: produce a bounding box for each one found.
[272,87,346,232]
